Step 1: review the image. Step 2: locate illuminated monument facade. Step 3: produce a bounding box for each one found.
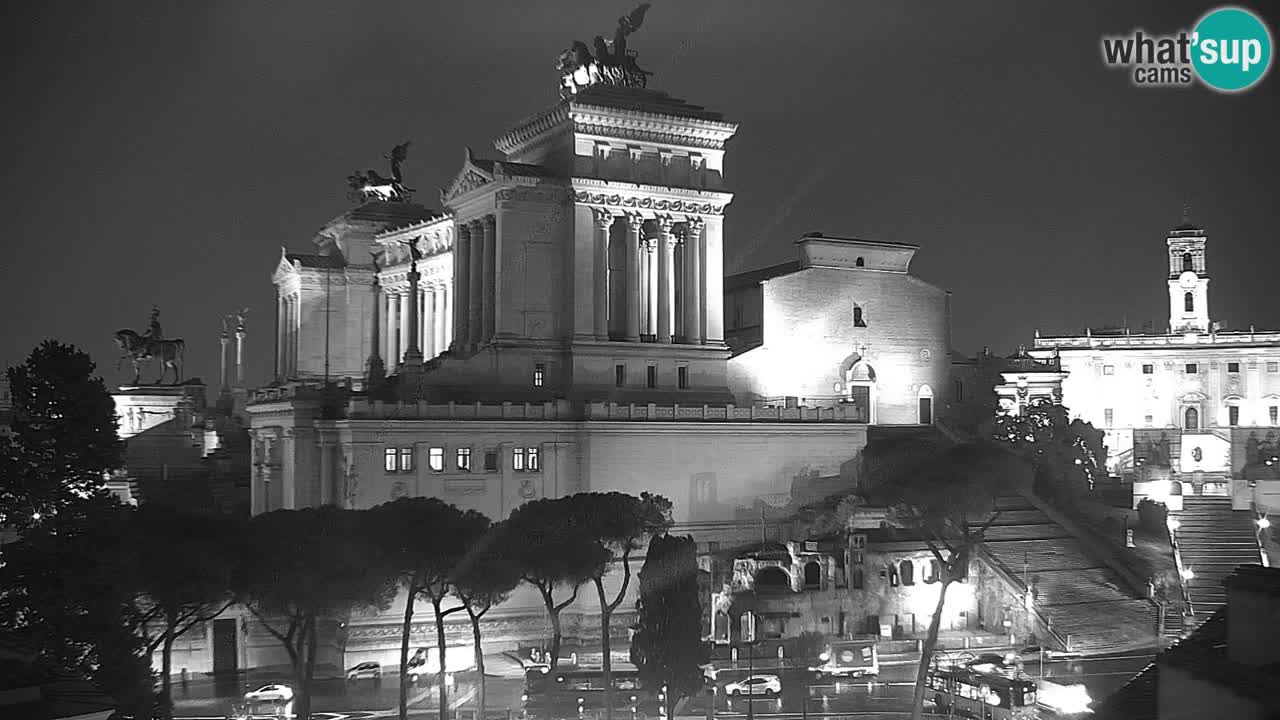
[233,9,956,672]
[1027,216,1280,508]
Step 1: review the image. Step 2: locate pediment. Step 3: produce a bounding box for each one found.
[1179,391,1208,402]
[441,148,495,205]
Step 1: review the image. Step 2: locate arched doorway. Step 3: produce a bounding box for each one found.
[839,356,876,423]
[1184,406,1200,431]
[917,385,934,425]
[803,561,821,589]
[755,566,790,591]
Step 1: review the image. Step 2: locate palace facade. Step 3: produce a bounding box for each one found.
[1026,219,1280,508]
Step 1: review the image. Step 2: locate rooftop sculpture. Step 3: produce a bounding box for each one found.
[557,4,653,98]
[347,141,414,203]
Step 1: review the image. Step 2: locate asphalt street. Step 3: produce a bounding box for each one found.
[173,651,1154,719]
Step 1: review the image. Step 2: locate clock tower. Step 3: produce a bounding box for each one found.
[1166,212,1210,334]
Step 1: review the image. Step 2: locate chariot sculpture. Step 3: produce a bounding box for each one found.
[557,4,653,98]
[347,141,414,203]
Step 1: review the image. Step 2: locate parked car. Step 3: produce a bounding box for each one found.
[243,684,293,702]
[964,653,1011,670]
[724,675,781,697]
[346,661,382,682]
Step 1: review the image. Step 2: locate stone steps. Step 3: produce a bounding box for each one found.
[1171,496,1262,632]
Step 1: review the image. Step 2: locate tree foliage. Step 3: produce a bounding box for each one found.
[992,399,1107,509]
[630,534,707,717]
[1,340,123,528]
[872,440,1033,720]
[451,520,522,719]
[235,507,396,720]
[505,496,609,669]
[370,497,489,720]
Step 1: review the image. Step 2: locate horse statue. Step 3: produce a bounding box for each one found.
[114,329,186,385]
[347,141,414,203]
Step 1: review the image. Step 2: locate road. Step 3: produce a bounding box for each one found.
[173,651,1153,719]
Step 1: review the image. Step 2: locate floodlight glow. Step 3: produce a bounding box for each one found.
[1168,518,1181,531]
[1182,567,1195,580]
[1259,517,1271,529]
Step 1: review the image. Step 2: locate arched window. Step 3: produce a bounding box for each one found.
[1183,252,1193,271]
[925,559,941,583]
[855,257,865,267]
[804,561,821,589]
[1185,292,1195,313]
[1169,481,1183,497]
[755,566,789,591]
[1185,406,1199,430]
[853,306,867,328]
[899,560,915,586]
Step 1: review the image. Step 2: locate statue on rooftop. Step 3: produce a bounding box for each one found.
[114,306,186,385]
[558,4,653,98]
[347,141,414,204]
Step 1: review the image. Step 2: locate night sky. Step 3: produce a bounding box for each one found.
[3,1,1278,389]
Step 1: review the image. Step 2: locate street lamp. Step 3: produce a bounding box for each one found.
[1258,516,1271,530]
[1181,567,1195,581]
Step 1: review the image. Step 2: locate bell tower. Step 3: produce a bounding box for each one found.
[1166,208,1210,334]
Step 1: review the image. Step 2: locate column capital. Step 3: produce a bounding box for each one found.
[656,215,677,235]
[625,213,645,232]
[483,214,496,230]
[591,207,616,229]
[685,216,705,233]
[457,222,472,238]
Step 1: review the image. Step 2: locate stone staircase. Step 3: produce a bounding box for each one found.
[1171,495,1262,629]
[982,496,1157,653]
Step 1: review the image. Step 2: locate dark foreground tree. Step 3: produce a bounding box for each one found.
[506,497,608,670]
[570,492,673,720]
[131,506,238,719]
[451,521,522,720]
[371,498,489,720]
[993,398,1106,509]
[1,341,124,529]
[235,507,396,720]
[872,441,1032,720]
[630,534,706,718]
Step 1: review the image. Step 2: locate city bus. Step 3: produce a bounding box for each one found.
[926,664,1038,719]
[522,668,660,719]
[810,638,880,678]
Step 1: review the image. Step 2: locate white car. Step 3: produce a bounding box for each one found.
[725,675,781,697]
[243,684,293,702]
[346,661,382,682]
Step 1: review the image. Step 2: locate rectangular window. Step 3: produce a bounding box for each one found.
[1271,406,1278,425]
[428,447,444,473]
[1142,364,1154,374]
[398,448,414,472]
[513,447,526,471]
[1145,414,1154,426]
[527,446,540,472]
[533,362,545,387]
[456,448,472,472]
[615,364,626,387]
[1103,365,1115,375]
[678,366,689,389]
[1229,406,1240,426]
[384,448,398,473]
[851,534,867,550]
[1269,362,1279,373]
[1104,408,1114,426]
[954,378,964,402]
[1185,363,1198,374]
[1228,362,1241,373]
[646,365,657,388]
[484,451,499,472]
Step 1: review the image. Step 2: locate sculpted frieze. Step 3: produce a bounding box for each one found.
[445,170,492,202]
[573,190,723,215]
[573,122,726,150]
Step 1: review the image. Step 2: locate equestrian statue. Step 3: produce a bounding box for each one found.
[114,306,186,385]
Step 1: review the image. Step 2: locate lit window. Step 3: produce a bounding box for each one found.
[528,446,540,472]
[1142,364,1154,374]
[646,365,657,388]
[1228,362,1240,373]
[384,448,397,473]
[1185,363,1198,374]
[533,363,545,388]
[678,366,689,389]
[615,364,626,387]
[456,448,472,472]
[1271,406,1278,425]
[428,447,444,473]
[398,448,414,472]
[485,451,499,472]
[513,447,526,471]
[1103,365,1114,375]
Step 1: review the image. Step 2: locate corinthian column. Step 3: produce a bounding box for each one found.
[468,219,484,347]
[683,218,704,344]
[453,225,471,351]
[657,217,676,344]
[275,295,286,380]
[439,284,451,351]
[645,239,658,338]
[624,214,642,342]
[481,214,496,342]
[399,290,412,364]
[592,209,613,340]
[424,285,436,358]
